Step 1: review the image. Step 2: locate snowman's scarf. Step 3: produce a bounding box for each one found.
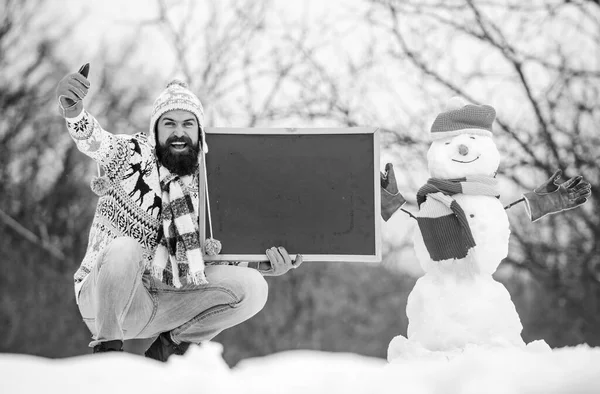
[151,165,208,288]
[416,175,499,261]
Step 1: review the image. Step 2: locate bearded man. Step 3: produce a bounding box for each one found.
[56,64,302,361]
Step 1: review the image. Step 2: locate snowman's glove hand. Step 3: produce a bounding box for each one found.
[523,169,591,222]
[381,163,406,222]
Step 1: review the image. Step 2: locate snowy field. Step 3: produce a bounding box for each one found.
[2,342,600,394]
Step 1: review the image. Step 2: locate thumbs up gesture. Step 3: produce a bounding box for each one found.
[56,63,90,118]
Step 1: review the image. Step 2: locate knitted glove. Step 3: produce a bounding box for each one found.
[523,169,591,222]
[56,63,90,118]
[261,246,303,276]
[380,163,406,221]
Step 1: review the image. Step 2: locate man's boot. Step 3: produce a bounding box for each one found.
[93,340,123,353]
[144,331,190,362]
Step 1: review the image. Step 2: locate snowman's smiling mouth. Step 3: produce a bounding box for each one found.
[452,155,480,163]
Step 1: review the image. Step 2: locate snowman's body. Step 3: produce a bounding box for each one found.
[408,194,525,351]
[388,108,549,361]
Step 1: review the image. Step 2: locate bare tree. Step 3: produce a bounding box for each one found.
[0,0,160,356]
[364,0,600,346]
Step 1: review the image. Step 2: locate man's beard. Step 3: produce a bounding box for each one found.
[156,135,200,176]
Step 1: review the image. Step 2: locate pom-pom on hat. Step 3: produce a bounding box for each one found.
[430,97,496,140]
[148,79,207,153]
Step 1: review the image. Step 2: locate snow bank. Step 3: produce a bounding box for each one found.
[2,342,600,394]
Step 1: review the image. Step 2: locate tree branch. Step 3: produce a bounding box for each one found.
[0,207,65,261]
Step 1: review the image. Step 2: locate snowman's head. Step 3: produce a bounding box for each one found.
[427,97,499,179]
[427,133,500,179]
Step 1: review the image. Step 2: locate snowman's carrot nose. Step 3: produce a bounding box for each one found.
[458,144,469,156]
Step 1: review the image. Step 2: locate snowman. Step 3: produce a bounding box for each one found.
[385,97,591,362]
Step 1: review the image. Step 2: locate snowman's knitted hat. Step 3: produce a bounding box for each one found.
[430,97,496,140]
[148,79,207,153]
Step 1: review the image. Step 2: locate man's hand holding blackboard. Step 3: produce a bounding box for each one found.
[260,246,303,276]
[381,163,406,221]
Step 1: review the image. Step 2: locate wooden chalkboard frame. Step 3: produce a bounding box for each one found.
[199,127,381,263]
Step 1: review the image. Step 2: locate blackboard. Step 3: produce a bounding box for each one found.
[199,127,381,263]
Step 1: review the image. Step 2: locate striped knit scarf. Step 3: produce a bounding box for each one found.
[416,175,499,262]
[151,166,208,288]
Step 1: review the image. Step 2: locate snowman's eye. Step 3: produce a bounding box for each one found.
[470,136,476,139]
[445,142,450,145]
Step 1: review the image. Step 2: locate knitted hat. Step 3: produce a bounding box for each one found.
[148,79,207,153]
[430,97,496,140]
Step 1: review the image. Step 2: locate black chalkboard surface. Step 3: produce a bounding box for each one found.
[199,127,381,263]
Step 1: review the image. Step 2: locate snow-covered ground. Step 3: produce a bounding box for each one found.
[2,342,600,394]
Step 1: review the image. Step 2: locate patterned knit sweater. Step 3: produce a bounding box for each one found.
[66,110,253,302]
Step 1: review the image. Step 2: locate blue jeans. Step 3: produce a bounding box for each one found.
[77,237,269,351]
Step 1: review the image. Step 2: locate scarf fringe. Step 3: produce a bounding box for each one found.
[172,274,183,288]
[188,271,209,286]
[150,265,164,282]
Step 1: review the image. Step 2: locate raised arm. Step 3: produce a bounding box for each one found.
[56,64,126,171]
[504,170,591,221]
[381,163,414,220]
